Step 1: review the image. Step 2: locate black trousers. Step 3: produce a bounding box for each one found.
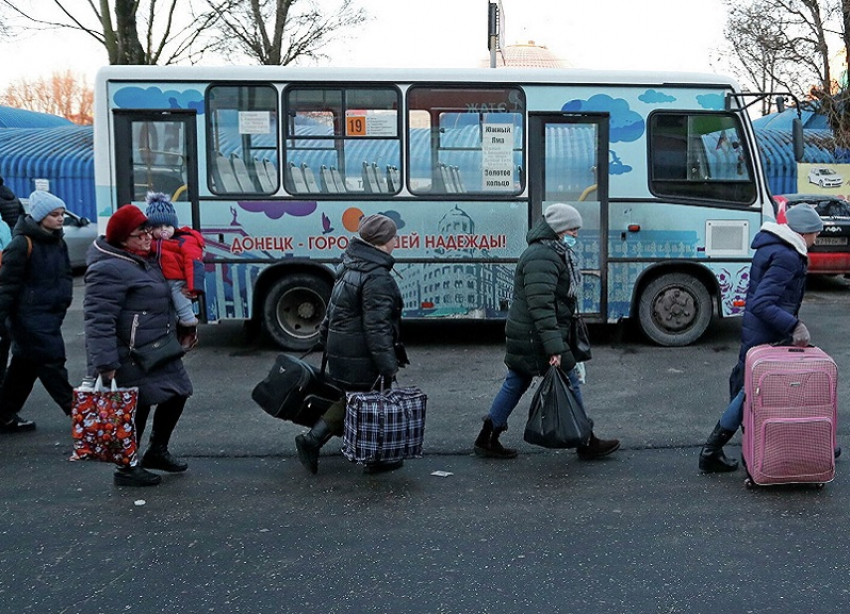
[0,354,73,419]
[135,395,187,447]
[0,335,10,385]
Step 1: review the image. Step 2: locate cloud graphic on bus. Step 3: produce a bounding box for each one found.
[379,210,406,230]
[561,95,644,142]
[237,200,317,219]
[113,87,205,114]
[609,150,632,175]
[639,89,676,104]
[696,93,725,110]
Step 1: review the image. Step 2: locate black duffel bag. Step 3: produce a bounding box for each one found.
[252,352,343,427]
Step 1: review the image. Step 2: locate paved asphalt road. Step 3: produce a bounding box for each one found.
[2,276,850,614]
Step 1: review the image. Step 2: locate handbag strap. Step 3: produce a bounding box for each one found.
[299,344,328,376]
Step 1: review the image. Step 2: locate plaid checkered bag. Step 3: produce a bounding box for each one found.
[69,377,139,466]
[342,385,427,464]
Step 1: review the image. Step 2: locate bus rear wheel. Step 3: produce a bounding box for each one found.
[638,273,712,346]
[262,274,331,351]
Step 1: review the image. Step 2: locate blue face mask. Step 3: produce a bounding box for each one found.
[562,235,577,248]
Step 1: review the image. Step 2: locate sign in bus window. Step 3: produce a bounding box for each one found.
[345,110,398,137]
[238,111,271,134]
[482,122,514,191]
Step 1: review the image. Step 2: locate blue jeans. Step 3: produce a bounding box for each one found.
[488,367,586,429]
[719,389,745,432]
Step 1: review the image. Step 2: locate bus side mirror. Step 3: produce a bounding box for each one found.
[792,117,804,162]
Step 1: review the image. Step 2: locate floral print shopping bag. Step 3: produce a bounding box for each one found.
[70,378,139,466]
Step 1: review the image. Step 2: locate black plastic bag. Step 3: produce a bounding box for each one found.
[523,366,592,449]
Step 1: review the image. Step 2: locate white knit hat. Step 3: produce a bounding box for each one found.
[544,203,582,233]
[29,191,66,222]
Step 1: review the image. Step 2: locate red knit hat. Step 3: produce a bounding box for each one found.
[106,205,149,245]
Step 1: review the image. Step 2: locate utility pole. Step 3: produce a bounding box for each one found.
[487,1,503,68]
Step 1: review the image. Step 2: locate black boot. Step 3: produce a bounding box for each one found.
[473,417,518,459]
[576,433,621,460]
[699,422,739,472]
[142,443,189,472]
[295,419,335,475]
[0,414,36,433]
[141,400,188,472]
[114,465,162,487]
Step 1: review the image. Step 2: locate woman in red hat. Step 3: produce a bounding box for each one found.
[83,205,194,487]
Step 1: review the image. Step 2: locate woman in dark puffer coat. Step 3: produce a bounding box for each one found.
[698,205,824,473]
[0,191,74,433]
[294,214,406,476]
[84,205,193,487]
[472,203,619,460]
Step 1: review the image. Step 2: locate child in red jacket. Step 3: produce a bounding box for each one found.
[144,192,205,350]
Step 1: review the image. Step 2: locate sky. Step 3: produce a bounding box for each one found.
[0,0,730,84]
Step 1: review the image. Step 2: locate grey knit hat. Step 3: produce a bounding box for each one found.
[29,190,66,222]
[358,214,397,246]
[544,203,582,233]
[785,204,823,234]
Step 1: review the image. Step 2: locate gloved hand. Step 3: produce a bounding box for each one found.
[791,321,810,347]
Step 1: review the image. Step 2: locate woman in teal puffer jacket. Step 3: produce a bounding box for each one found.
[473,203,620,460]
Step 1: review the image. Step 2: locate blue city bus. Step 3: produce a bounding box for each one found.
[93,66,777,349]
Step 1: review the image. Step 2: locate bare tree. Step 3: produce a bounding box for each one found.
[207,0,368,66]
[0,0,230,65]
[718,0,850,146]
[716,1,806,115]
[1,70,94,124]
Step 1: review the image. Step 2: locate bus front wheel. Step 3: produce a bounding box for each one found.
[262,274,331,351]
[638,273,712,346]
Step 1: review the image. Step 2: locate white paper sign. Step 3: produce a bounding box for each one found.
[365,113,397,137]
[481,123,514,191]
[238,111,271,134]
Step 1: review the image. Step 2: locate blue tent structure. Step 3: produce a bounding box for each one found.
[0,105,74,129]
[753,128,837,195]
[751,107,830,131]
[0,125,95,219]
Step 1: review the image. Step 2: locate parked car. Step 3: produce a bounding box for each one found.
[63,209,97,269]
[807,166,844,188]
[773,194,850,274]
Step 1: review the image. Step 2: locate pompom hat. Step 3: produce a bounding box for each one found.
[106,205,148,245]
[144,191,179,228]
[29,190,66,223]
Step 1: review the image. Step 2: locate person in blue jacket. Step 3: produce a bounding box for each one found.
[699,204,823,472]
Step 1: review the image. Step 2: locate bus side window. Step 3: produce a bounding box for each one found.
[407,87,525,197]
[649,111,755,204]
[207,85,279,196]
[285,86,401,197]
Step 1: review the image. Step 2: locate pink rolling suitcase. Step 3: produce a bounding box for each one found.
[742,344,837,488]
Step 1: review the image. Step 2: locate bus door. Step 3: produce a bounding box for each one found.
[113,109,202,316]
[113,110,199,219]
[528,113,609,320]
